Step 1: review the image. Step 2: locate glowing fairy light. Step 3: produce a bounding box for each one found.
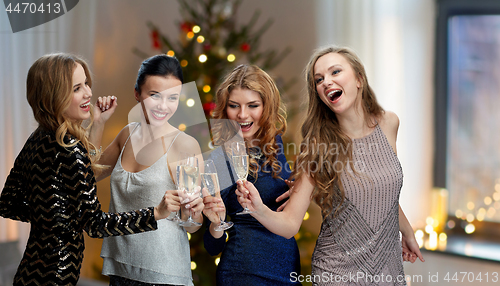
[186,99,195,107]
[203,85,211,93]
[215,258,220,265]
[167,50,175,57]
[439,233,447,241]
[191,261,197,270]
[493,192,500,201]
[227,54,236,62]
[199,54,207,63]
[466,213,474,222]
[465,223,475,234]
[467,202,475,210]
[197,35,205,43]
[415,230,424,238]
[178,124,186,131]
[192,25,201,33]
[447,220,455,229]
[426,217,434,225]
[303,212,310,221]
[485,196,492,205]
[187,32,194,39]
[429,231,438,250]
[180,60,188,67]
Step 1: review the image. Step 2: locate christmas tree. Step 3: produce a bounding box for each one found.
[132,1,315,285]
[134,0,292,118]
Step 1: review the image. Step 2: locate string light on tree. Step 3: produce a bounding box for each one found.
[167,50,175,57]
[303,212,310,221]
[186,99,195,107]
[136,0,294,280]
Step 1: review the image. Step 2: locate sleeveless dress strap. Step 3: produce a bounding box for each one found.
[165,131,183,185]
[121,123,140,155]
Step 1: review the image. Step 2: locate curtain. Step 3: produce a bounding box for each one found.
[0,0,97,253]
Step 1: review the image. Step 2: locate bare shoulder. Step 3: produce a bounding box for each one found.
[171,132,202,154]
[378,111,399,136]
[380,111,399,129]
[115,122,138,147]
[377,111,399,153]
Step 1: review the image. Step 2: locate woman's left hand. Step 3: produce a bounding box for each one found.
[185,196,204,220]
[402,233,425,263]
[94,95,118,124]
[276,179,294,212]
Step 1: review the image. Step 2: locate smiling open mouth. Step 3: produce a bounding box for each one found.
[80,102,90,108]
[327,90,342,103]
[239,122,253,132]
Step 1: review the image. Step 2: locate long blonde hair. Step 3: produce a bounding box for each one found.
[293,46,384,218]
[212,64,287,179]
[26,53,102,172]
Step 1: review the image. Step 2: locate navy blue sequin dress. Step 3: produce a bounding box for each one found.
[204,135,301,286]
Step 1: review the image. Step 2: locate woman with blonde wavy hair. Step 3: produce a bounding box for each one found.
[0,53,176,286]
[204,64,301,285]
[237,46,424,285]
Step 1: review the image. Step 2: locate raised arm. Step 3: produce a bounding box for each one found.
[236,173,314,239]
[88,96,117,149]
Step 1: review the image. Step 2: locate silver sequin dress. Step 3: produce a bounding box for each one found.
[311,124,406,286]
[101,124,193,285]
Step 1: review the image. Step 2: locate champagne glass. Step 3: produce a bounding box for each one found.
[179,155,202,227]
[201,160,233,231]
[232,141,253,215]
[167,153,187,223]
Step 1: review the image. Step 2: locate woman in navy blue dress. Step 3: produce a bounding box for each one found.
[203,64,301,285]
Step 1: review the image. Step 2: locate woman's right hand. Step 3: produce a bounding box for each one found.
[235,180,264,214]
[94,95,118,125]
[154,189,181,220]
[201,188,225,224]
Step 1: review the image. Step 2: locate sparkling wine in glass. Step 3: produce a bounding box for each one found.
[169,152,188,224]
[201,160,233,231]
[232,141,254,215]
[179,155,202,227]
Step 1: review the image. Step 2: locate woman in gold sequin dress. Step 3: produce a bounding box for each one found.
[0,53,184,286]
[237,46,424,285]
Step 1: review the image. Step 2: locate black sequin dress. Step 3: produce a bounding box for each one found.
[0,129,158,286]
